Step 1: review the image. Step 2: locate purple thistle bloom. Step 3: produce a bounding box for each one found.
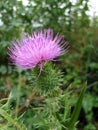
[8,29,68,69]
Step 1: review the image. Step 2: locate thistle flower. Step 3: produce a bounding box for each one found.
[8,29,68,69]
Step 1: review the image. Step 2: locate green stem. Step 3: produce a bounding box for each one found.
[15,73,21,117]
[1,91,13,109]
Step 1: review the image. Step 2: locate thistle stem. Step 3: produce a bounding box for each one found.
[15,73,21,117]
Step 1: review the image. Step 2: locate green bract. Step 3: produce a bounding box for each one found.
[30,62,63,96]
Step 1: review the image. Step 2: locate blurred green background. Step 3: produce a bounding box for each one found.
[0,0,98,129]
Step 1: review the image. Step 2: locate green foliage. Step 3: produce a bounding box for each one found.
[0,72,86,130]
[67,83,87,129]
[0,107,26,130]
[0,0,98,129]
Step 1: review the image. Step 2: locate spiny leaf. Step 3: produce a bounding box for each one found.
[0,107,26,130]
